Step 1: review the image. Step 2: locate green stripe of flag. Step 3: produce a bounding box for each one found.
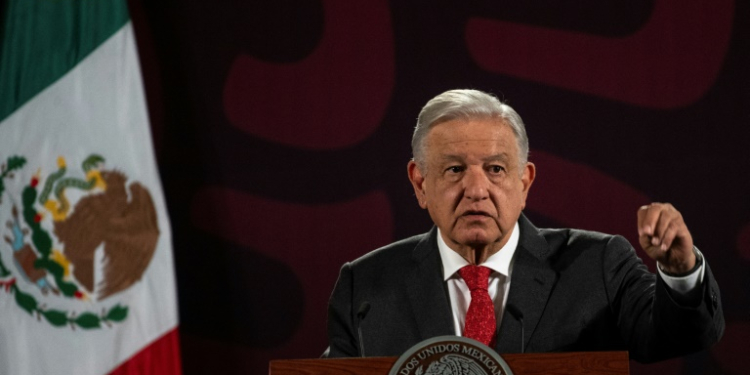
[0,0,129,122]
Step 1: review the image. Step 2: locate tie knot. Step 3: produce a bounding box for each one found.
[459,265,491,291]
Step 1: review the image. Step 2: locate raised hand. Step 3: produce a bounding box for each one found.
[637,203,696,275]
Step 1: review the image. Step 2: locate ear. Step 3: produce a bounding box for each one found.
[519,162,536,210]
[407,160,428,209]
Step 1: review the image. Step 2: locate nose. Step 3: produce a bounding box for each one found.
[463,167,490,201]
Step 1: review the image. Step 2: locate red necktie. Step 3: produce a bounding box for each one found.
[459,265,496,347]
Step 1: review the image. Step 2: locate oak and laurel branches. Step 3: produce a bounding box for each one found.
[10,283,130,329]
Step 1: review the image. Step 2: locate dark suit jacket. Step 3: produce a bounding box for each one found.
[325,214,724,362]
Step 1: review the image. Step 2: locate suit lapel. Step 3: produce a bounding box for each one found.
[406,227,455,341]
[496,214,558,353]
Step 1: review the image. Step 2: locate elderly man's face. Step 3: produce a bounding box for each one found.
[408,118,535,252]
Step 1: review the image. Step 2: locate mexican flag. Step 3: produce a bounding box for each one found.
[0,1,181,374]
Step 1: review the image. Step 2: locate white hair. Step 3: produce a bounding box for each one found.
[411,89,529,172]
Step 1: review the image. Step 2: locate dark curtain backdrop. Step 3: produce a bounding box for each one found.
[127,1,749,374]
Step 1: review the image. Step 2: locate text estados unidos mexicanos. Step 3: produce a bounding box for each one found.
[398,344,506,375]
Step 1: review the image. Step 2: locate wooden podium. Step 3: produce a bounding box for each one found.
[270,351,629,374]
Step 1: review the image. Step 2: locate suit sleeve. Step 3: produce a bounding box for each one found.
[603,235,724,363]
[324,262,359,358]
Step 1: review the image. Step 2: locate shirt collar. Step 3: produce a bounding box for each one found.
[437,221,520,281]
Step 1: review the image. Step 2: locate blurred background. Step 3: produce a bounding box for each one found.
[126,1,749,374]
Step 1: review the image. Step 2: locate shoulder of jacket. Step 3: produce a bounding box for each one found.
[538,226,628,250]
[350,231,430,267]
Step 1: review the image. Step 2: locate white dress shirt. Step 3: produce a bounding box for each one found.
[437,223,520,336]
[437,223,705,336]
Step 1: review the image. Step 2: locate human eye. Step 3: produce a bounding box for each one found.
[445,165,464,174]
[488,165,505,174]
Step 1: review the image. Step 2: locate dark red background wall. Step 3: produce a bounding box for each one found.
[128,1,750,374]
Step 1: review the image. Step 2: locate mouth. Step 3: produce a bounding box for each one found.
[461,210,492,218]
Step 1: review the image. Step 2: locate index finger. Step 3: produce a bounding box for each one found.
[637,203,665,237]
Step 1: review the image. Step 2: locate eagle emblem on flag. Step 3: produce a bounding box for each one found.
[0,153,160,329]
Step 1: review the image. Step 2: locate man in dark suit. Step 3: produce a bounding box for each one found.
[325,89,724,362]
